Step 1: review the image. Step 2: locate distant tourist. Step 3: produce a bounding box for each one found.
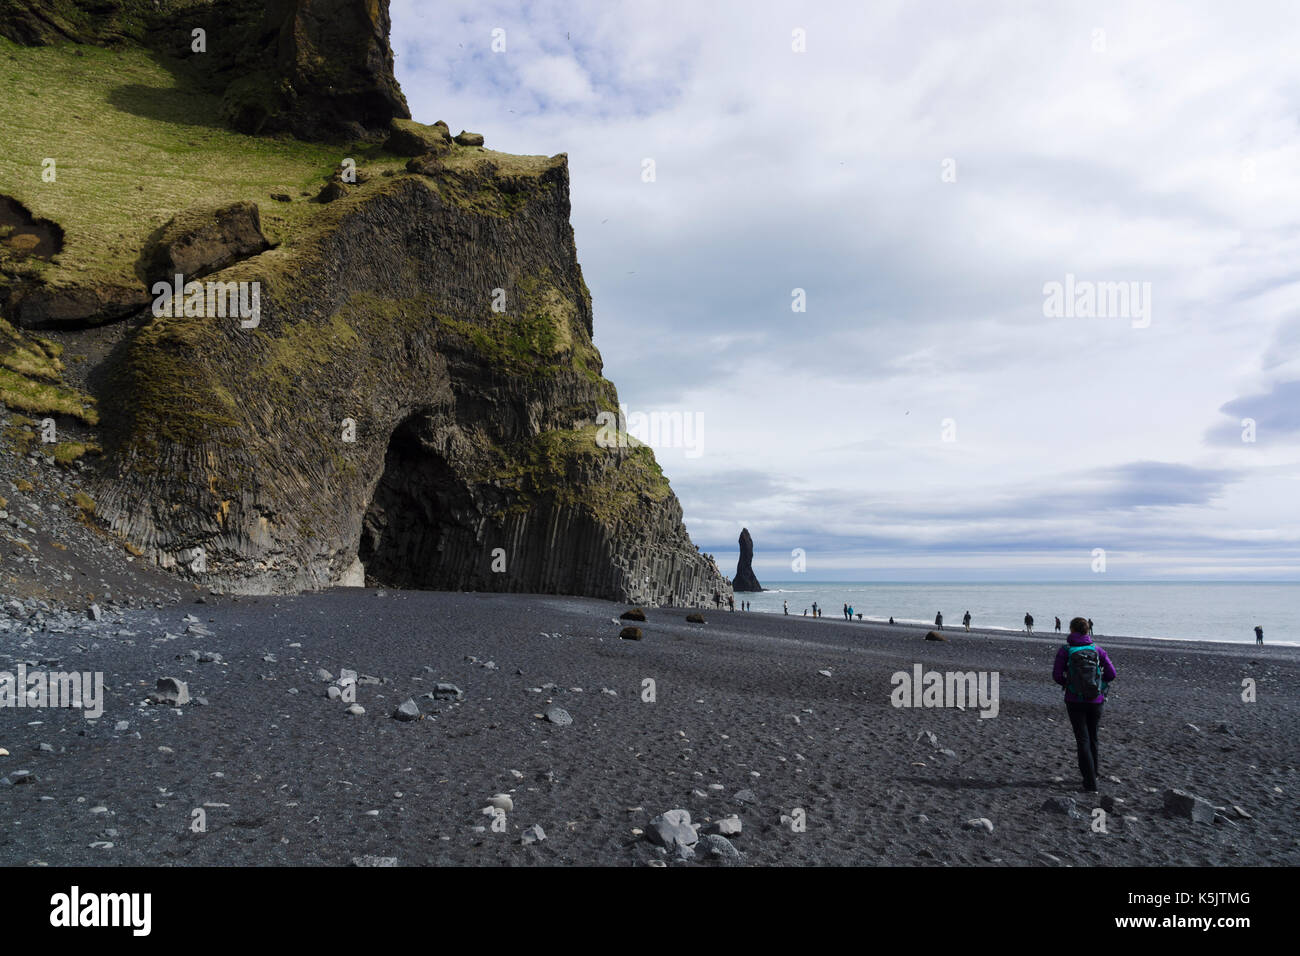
[962,610,971,632]
[843,603,849,621]
[783,600,789,616]
[848,605,855,620]
[1055,616,1062,633]
[1255,625,1264,645]
[1052,616,1118,793]
[727,595,734,612]
[803,608,808,616]
[1087,618,1094,635]
[812,602,819,618]
[713,590,721,609]
[889,616,894,625]
[1024,612,1034,634]
[935,611,943,630]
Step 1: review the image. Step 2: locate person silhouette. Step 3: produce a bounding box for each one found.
[1255,625,1264,645]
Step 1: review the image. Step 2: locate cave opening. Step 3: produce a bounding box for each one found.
[357,413,470,590]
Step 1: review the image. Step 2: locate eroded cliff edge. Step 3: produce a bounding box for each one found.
[0,0,730,606]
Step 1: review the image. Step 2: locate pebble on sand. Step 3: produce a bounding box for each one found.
[543,706,572,726]
[964,818,994,833]
[519,824,546,845]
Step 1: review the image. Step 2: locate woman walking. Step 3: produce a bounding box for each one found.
[1052,617,1118,792]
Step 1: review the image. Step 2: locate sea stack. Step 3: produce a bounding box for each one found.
[733,528,763,592]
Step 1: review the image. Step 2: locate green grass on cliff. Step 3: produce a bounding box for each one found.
[0,36,408,292]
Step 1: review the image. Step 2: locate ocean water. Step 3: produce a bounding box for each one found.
[729,582,1298,646]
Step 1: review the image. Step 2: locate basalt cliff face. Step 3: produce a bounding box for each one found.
[0,0,730,606]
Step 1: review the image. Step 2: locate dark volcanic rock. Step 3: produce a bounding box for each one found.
[94,166,729,607]
[620,608,646,621]
[385,119,453,157]
[0,0,411,142]
[619,626,643,640]
[137,201,271,286]
[732,528,762,592]
[1163,788,1216,824]
[925,630,948,642]
[455,131,486,147]
[686,613,705,624]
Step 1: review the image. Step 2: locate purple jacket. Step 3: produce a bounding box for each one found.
[1053,633,1117,703]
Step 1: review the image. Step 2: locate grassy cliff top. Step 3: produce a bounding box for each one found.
[0,37,559,294]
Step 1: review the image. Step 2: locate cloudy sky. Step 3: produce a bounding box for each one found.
[390,0,1300,581]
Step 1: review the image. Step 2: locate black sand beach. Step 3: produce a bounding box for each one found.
[2,590,1295,867]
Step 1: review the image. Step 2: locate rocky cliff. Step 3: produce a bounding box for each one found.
[0,0,730,606]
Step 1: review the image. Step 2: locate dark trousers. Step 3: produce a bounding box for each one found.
[1065,701,1104,789]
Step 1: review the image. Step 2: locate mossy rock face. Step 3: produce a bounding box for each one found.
[0,0,730,609]
[138,201,271,286]
[385,119,453,157]
[89,166,726,606]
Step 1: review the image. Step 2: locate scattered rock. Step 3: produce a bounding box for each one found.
[646,809,697,849]
[346,704,365,716]
[619,626,643,640]
[315,669,334,682]
[489,794,513,812]
[698,833,742,864]
[1163,788,1216,825]
[454,130,485,147]
[733,789,756,805]
[147,677,189,707]
[964,817,994,833]
[88,604,102,621]
[351,855,398,867]
[620,608,647,622]
[685,613,705,624]
[1040,796,1083,820]
[543,706,572,726]
[711,815,742,836]
[427,682,464,700]
[519,824,546,846]
[925,630,948,642]
[391,699,421,721]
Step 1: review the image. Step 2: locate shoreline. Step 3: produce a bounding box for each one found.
[726,611,1300,649]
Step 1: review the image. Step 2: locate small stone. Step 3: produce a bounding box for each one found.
[147,677,189,707]
[327,686,342,701]
[647,809,697,848]
[351,855,397,867]
[489,794,513,812]
[964,817,994,833]
[315,669,334,682]
[454,130,485,147]
[391,699,421,721]
[1040,796,1083,819]
[346,704,365,716]
[698,833,741,863]
[620,608,647,622]
[619,626,643,640]
[519,824,546,845]
[712,814,742,836]
[1163,788,1216,825]
[733,789,756,805]
[543,706,572,726]
[88,604,102,621]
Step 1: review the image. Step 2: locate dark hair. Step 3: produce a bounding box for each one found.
[1069,616,1090,635]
